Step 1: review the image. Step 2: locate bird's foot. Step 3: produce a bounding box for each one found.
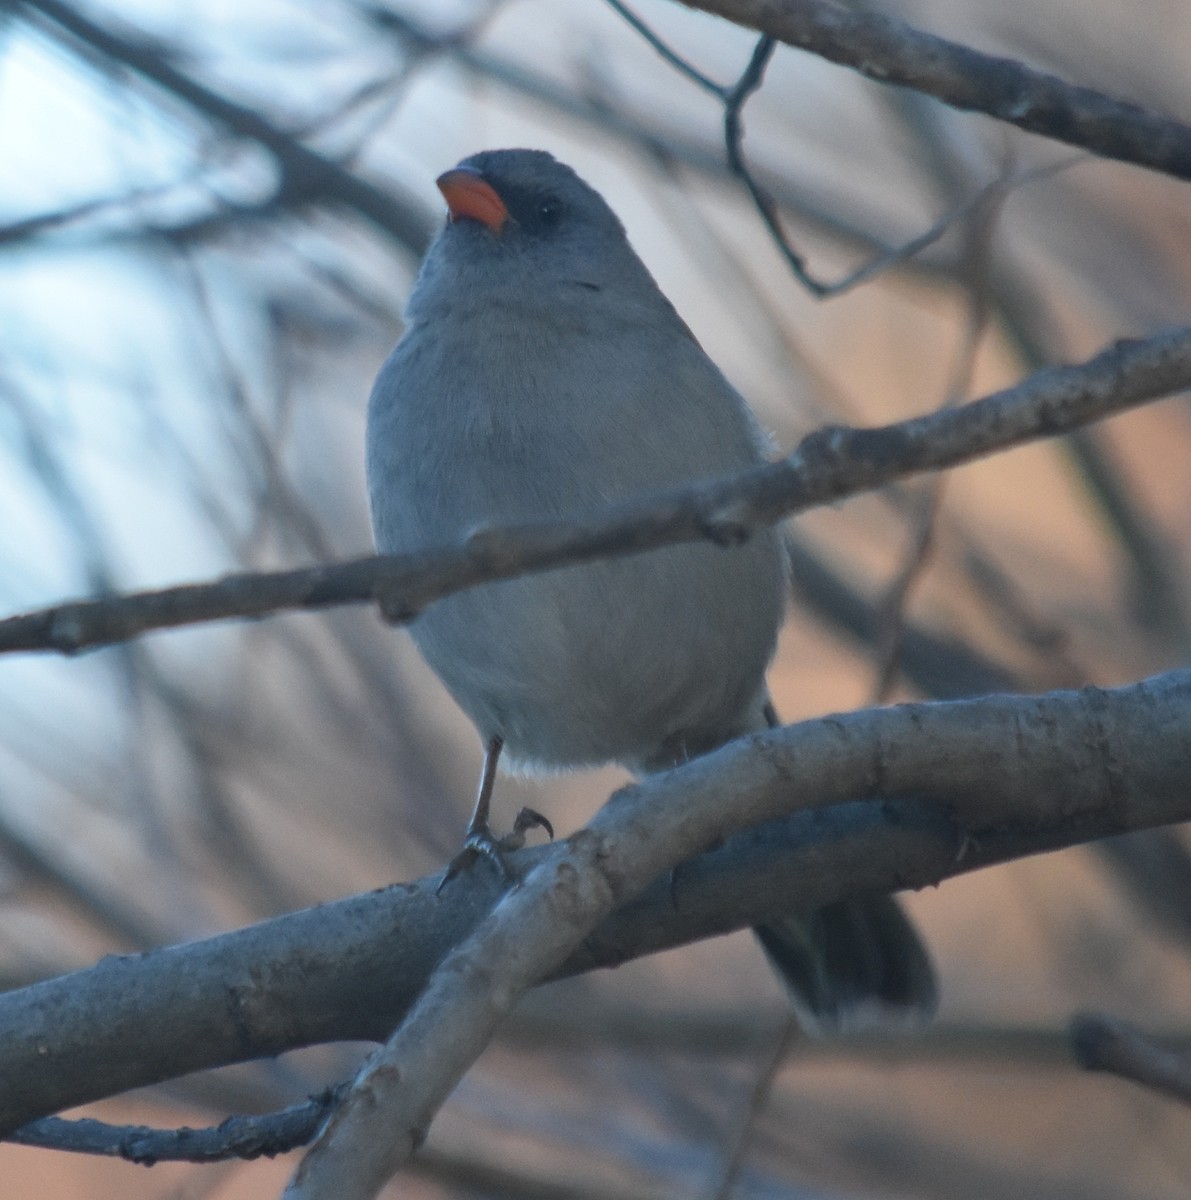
[437,807,554,894]
[503,805,555,850]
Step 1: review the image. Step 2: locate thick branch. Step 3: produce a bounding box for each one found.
[288,665,1191,1196]
[0,670,1187,1139]
[680,0,1191,182]
[2,326,1189,656]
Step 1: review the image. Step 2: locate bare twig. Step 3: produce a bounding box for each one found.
[8,1088,344,1163]
[872,180,1000,699]
[605,0,726,95]
[611,8,1041,297]
[871,483,944,701]
[703,1016,800,1200]
[1,325,1190,657]
[31,1007,1190,1165]
[680,0,1191,182]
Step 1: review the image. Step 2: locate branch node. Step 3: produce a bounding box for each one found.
[703,498,755,546]
[373,586,420,625]
[47,608,88,654]
[465,525,508,568]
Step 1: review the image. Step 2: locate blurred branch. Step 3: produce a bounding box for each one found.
[1071,1012,1191,1106]
[9,0,433,252]
[783,532,1018,696]
[13,1011,1191,1164]
[0,192,162,249]
[3,325,1191,656]
[503,999,1191,1064]
[682,0,1191,181]
[702,1015,798,1200]
[0,669,1187,1139]
[1063,428,1189,639]
[872,183,998,699]
[1096,829,1191,953]
[0,819,167,950]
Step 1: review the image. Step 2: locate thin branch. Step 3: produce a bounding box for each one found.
[872,184,999,699]
[0,669,1187,1139]
[1,325,1190,657]
[0,189,171,249]
[605,0,726,96]
[371,4,986,290]
[1070,1012,1191,1106]
[614,9,1043,297]
[8,1088,344,1163]
[10,0,432,252]
[719,31,971,297]
[782,532,1018,697]
[680,0,1191,182]
[1062,428,1190,641]
[702,1015,799,1200]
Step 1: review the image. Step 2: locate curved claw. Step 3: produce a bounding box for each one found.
[507,806,554,843]
[435,808,556,895]
[437,823,512,894]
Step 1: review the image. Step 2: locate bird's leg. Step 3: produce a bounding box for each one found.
[467,734,503,843]
[438,736,553,891]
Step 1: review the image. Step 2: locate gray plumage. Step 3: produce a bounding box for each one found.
[367,149,784,773]
[366,149,935,1032]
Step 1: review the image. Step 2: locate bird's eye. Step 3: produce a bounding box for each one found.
[537,196,562,226]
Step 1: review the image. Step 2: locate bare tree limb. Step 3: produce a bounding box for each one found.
[287,667,1191,1197]
[679,0,1191,182]
[0,670,1187,1142]
[1,325,1189,657]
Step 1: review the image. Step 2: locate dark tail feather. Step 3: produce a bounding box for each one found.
[754,894,937,1035]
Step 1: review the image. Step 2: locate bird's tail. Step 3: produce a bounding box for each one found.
[749,694,936,1034]
[642,692,937,1032]
[754,896,937,1035]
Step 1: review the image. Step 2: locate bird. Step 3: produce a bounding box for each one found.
[366,148,936,1032]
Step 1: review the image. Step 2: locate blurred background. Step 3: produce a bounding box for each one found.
[1,0,1190,1196]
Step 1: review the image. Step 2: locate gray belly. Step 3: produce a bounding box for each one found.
[408,532,784,772]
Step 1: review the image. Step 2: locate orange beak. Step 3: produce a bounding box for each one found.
[436,168,509,233]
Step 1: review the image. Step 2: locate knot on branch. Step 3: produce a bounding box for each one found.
[464,525,510,569]
[797,422,916,480]
[373,585,420,626]
[46,608,90,654]
[702,497,755,546]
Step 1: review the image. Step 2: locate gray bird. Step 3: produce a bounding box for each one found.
[366,148,936,1032]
